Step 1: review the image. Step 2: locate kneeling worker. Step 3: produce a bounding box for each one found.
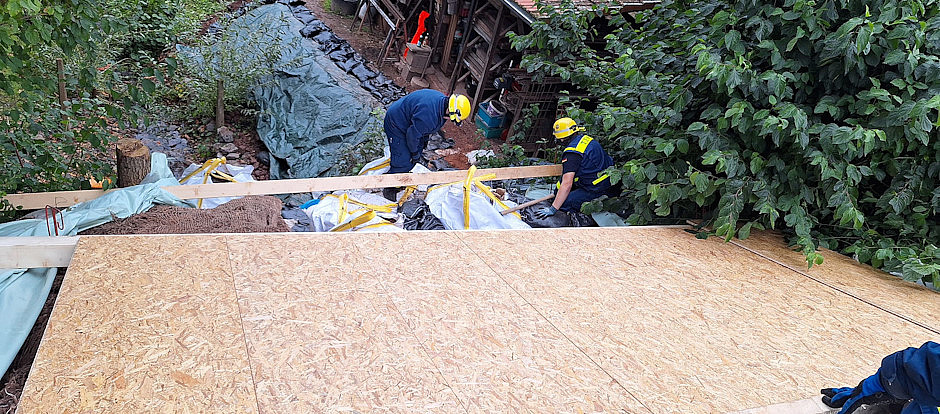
[383,89,470,200]
[821,341,939,414]
[536,117,618,219]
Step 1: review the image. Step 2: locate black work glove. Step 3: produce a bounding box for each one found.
[410,153,422,165]
[821,373,906,414]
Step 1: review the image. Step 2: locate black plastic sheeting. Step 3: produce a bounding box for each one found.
[504,193,597,228]
[184,2,408,180]
[267,0,406,105]
[400,198,447,230]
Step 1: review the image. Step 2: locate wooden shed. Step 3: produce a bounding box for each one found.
[353,0,660,152]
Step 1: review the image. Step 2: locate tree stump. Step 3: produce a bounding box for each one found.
[115,138,151,187]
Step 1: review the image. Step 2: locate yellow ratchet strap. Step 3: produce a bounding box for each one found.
[179,157,226,183]
[210,169,237,182]
[330,210,377,232]
[397,186,417,206]
[462,166,475,229]
[324,193,395,213]
[178,157,229,209]
[473,181,521,219]
[426,168,514,224]
[358,158,391,175]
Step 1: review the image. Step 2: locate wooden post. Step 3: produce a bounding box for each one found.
[447,0,478,93]
[215,79,224,130]
[57,58,67,109]
[440,0,461,73]
[115,138,151,188]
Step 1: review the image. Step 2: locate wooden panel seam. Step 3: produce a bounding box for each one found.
[347,234,472,412]
[728,240,940,336]
[220,236,264,414]
[446,231,656,414]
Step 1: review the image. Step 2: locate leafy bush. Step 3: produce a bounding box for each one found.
[0,1,166,218]
[512,0,939,287]
[175,11,300,119]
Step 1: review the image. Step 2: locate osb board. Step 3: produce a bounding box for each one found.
[733,396,838,414]
[732,230,940,333]
[453,227,938,413]
[225,232,645,412]
[18,228,938,413]
[16,235,257,413]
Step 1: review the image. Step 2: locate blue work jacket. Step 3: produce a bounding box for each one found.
[880,341,940,414]
[563,133,614,192]
[384,89,447,157]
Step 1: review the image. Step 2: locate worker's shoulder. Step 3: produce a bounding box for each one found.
[405,88,446,100]
[563,134,597,152]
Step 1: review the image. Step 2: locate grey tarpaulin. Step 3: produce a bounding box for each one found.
[180,3,384,179]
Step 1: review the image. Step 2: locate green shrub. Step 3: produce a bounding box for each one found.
[512,0,939,287]
[175,12,300,119]
[0,0,175,220]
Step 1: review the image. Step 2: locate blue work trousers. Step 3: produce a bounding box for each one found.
[559,185,619,213]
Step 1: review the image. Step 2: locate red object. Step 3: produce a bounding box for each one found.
[44,205,64,236]
[404,11,430,58]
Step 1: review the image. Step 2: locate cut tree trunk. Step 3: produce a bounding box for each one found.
[115,138,151,187]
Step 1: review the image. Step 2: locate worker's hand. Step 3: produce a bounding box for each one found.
[821,372,902,414]
[534,206,557,219]
[410,153,422,165]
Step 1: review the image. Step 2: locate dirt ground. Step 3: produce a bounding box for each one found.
[304,0,485,169]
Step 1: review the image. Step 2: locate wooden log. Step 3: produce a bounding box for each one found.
[115,138,151,188]
[3,165,563,210]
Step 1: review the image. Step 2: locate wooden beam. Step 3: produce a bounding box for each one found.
[0,236,79,269]
[4,165,563,210]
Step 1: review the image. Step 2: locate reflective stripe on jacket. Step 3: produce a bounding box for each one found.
[559,134,614,192]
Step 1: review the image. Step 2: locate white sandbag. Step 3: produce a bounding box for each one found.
[303,191,402,232]
[179,163,256,209]
[358,146,433,191]
[424,184,529,230]
[466,149,495,166]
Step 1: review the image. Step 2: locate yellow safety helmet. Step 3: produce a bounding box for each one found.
[448,94,471,126]
[553,117,582,139]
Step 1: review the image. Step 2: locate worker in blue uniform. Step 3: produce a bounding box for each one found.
[382,89,470,201]
[821,341,940,414]
[535,117,618,218]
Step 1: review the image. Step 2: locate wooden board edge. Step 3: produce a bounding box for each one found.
[730,396,838,414]
[3,165,563,210]
[0,236,79,269]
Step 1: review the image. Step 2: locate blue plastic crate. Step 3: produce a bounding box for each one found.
[476,103,504,128]
[475,115,504,139]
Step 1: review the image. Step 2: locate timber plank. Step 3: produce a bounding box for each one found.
[3,165,561,210]
[0,236,78,268]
